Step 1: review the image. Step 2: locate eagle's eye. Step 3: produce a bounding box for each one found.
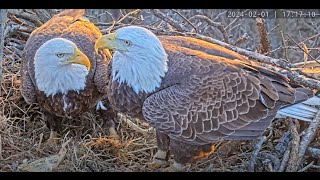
[56,53,65,58]
[124,40,132,47]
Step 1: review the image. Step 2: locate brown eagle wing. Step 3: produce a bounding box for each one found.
[142,46,311,146]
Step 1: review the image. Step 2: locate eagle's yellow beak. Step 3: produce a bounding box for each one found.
[66,48,91,70]
[95,33,116,53]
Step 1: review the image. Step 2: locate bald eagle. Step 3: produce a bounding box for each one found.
[20,9,117,141]
[95,26,320,171]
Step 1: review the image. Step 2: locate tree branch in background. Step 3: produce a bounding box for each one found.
[0,9,7,97]
[151,9,189,32]
[7,9,42,27]
[188,15,229,43]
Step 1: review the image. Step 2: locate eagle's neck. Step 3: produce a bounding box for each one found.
[111,50,168,94]
[34,63,89,97]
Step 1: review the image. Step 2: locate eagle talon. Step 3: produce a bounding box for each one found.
[149,150,169,169]
[149,158,169,169]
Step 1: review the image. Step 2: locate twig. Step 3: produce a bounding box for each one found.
[274,131,291,156]
[116,9,141,24]
[4,24,32,38]
[297,161,320,172]
[248,136,267,172]
[0,9,7,97]
[307,147,320,159]
[259,152,281,172]
[256,17,271,55]
[45,9,58,18]
[7,9,42,27]
[118,114,154,134]
[103,11,116,33]
[278,149,290,172]
[233,33,248,46]
[0,134,2,159]
[32,9,51,24]
[37,133,44,151]
[286,119,300,172]
[151,9,189,32]
[286,34,320,64]
[188,15,228,43]
[224,9,249,30]
[297,110,320,165]
[171,9,197,33]
[281,31,290,62]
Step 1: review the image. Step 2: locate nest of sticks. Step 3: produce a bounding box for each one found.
[1,9,320,172]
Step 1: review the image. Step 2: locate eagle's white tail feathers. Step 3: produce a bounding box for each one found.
[276,96,320,122]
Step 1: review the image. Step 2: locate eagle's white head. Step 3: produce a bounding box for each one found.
[95,26,168,94]
[34,38,91,96]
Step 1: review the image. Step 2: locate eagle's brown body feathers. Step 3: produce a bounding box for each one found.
[21,10,114,132]
[107,35,312,164]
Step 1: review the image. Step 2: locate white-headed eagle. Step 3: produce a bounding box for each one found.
[95,26,320,171]
[20,9,118,141]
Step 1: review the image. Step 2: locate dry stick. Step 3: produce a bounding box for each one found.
[7,9,42,27]
[151,9,189,32]
[256,17,271,55]
[4,24,33,38]
[286,34,320,64]
[248,136,267,172]
[307,147,320,159]
[286,119,300,172]
[297,161,320,172]
[171,9,197,33]
[0,134,2,159]
[233,33,248,46]
[281,31,290,62]
[32,9,51,24]
[296,110,320,171]
[45,9,58,18]
[0,9,7,97]
[116,9,141,24]
[259,152,281,172]
[278,149,290,172]
[118,114,154,134]
[188,15,228,43]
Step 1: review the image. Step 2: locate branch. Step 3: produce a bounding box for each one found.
[233,33,249,46]
[307,147,320,159]
[118,113,154,134]
[0,9,7,97]
[32,9,51,23]
[297,110,320,166]
[151,9,189,32]
[248,136,267,172]
[188,15,229,43]
[171,9,197,33]
[286,119,300,172]
[278,149,290,172]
